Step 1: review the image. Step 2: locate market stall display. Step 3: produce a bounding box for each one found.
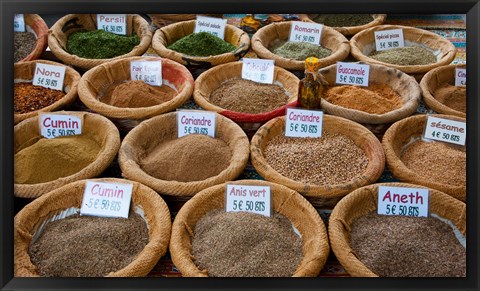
[299,14,387,36]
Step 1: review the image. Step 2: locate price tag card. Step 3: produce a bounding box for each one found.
[39,113,83,139]
[225,184,271,217]
[194,16,227,39]
[32,63,66,91]
[289,21,323,45]
[455,68,466,87]
[241,58,275,84]
[14,14,25,32]
[335,62,370,87]
[80,181,133,218]
[285,108,323,138]
[177,110,216,138]
[130,60,162,86]
[97,14,127,35]
[424,116,466,146]
[374,29,405,51]
[378,186,429,217]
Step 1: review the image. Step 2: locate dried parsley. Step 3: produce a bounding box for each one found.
[272,41,332,61]
[167,32,236,57]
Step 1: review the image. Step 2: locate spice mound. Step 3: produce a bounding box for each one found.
[401,139,465,186]
[272,41,332,61]
[15,135,101,184]
[141,134,232,182]
[167,32,236,57]
[14,83,66,114]
[433,84,466,113]
[369,46,437,66]
[264,132,368,185]
[312,14,374,27]
[192,209,303,277]
[67,30,140,59]
[99,80,177,108]
[323,83,403,114]
[14,32,37,62]
[350,212,466,277]
[209,78,290,114]
[29,212,149,277]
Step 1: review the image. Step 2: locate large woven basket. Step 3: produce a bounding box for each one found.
[148,14,223,28]
[16,14,49,62]
[118,112,250,199]
[14,111,121,198]
[48,14,152,71]
[420,64,466,118]
[14,60,81,125]
[329,182,466,277]
[170,179,330,277]
[299,14,387,36]
[14,178,172,277]
[251,21,350,71]
[151,20,250,67]
[382,114,466,201]
[250,115,385,208]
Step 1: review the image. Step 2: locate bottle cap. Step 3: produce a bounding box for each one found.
[305,57,321,72]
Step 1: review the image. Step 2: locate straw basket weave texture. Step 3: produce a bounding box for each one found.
[299,14,387,36]
[148,14,223,27]
[17,14,49,63]
[14,178,172,277]
[169,180,330,277]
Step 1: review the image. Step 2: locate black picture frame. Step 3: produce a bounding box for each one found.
[1,0,479,290]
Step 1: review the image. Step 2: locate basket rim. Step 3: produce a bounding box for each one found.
[300,14,387,36]
[19,14,49,63]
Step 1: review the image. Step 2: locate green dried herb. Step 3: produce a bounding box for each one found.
[369,46,437,66]
[273,41,332,61]
[66,29,140,59]
[312,14,373,27]
[167,32,236,57]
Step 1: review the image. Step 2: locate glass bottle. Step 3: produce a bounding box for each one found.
[298,57,328,110]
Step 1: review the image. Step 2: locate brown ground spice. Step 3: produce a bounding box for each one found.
[350,212,466,277]
[369,46,437,66]
[141,134,231,182]
[29,212,149,277]
[192,209,303,277]
[323,83,403,114]
[401,139,465,186]
[433,84,466,113]
[209,78,290,114]
[15,135,101,184]
[99,80,177,108]
[264,132,368,185]
[14,83,66,114]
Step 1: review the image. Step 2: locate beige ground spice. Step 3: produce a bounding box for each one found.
[264,132,368,185]
[433,84,466,113]
[192,209,303,277]
[350,212,466,277]
[323,83,403,114]
[401,139,465,186]
[141,134,231,182]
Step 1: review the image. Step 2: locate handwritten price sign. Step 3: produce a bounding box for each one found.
[285,108,323,138]
[335,62,370,87]
[378,186,429,217]
[40,113,83,139]
[130,60,162,86]
[177,110,216,138]
[226,184,271,217]
[14,14,25,32]
[241,58,275,84]
[97,14,127,35]
[289,21,323,45]
[33,63,66,91]
[424,116,466,146]
[80,181,133,218]
[194,16,227,39]
[374,29,405,51]
[455,68,466,86]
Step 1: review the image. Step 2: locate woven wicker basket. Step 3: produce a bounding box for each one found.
[251,21,350,71]
[14,60,81,125]
[420,64,466,118]
[250,115,385,208]
[350,25,457,80]
[148,14,223,27]
[382,114,466,201]
[16,14,49,63]
[14,178,172,277]
[329,182,466,277]
[14,111,121,198]
[152,20,250,67]
[170,179,330,277]
[48,14,152,70]
[118,112,250,198]
[299,14,387,36]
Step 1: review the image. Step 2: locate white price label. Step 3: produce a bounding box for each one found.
[32,63,66,91]
[374,29,405,51]
[241,58,275,84]
[177,110,216,138]
[14,14,25,32]
[97,14,127,35]
[455,68,466,87]
[226,184,271,217]
[424,116,466,146]
[80,181,133,218]
[39,113,82,139]
[335,62,370,87]
[194,16,227,40]
[377,186,429,217]
[289,21,323,45]
[285,108,323,138]
[130,60,162,86]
